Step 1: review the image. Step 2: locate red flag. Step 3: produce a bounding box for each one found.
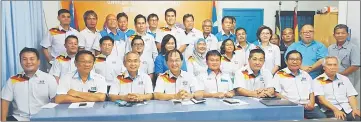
[293,2,299,42]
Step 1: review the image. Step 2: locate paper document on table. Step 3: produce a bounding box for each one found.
[221,99,249,106]
[41,103,58,109]
[68,102,95,108]
[171,99,195,105]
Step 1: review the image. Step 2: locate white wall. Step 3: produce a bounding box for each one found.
[42,1,60,29]
[216,1,339,31]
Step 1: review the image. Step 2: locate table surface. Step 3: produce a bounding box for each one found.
[30,96,304,121]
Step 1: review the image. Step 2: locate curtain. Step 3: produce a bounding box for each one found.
[2,1,47,87]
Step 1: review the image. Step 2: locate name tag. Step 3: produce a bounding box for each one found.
[88,87,97,93]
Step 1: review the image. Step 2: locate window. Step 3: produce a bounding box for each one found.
[275,11,315,32]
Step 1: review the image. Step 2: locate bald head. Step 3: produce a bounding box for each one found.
[300,24,314,44]
[106,14,117,29]
[282,28,294,42]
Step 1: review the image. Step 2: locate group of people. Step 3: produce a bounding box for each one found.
[1,8,360,121]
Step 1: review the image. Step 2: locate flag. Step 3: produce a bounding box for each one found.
[275,11,281,39]
[69,0,79,31]
[293,2,299,42]
[211,1,218,35]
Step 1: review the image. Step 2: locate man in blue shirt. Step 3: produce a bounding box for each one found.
[117,12,135,38]
[285,24,328,79]
[215,16,236,47]
[92,14,127,58]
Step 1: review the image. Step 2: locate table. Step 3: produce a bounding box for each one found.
[30,96,304,121]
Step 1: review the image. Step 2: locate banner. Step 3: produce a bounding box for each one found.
[61,1,212,31]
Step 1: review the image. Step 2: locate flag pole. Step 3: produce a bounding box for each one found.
[278,1,282,41]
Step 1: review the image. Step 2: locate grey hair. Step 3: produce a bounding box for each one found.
[202,19,212,26]
[123,51,140,64]
[322,56,339,66]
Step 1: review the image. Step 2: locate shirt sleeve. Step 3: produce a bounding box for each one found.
[147,59,155,75]
[312,78,325,96]
[274,45,281,66]
[47,75,58,99]
[49,59,61,77]
[233,70,247,89]
[344,76,358,97]
[181,59,188,71]
[186,61,194,76]
[196,73,206,91]
[154,56,164,75]
[150,37,159,61]
[154,75,165,93]
[96,76,108,94]
[350,45,361,66]
[92,34,101,51]
[124,37,132,54]
[270,73,282,93]
[109,78,120,95]
[264,70,274,88]
[144,75,154,94]
[305,73,314,93]
[190,74,203,92]
[76,32,86,48]
[1,79,14,101]
[155,30,164,43]
[56,76,70,95]
[40,30,52,48]
[316,43,328,60]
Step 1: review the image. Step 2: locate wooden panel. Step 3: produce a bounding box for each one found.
[314,13,338,47]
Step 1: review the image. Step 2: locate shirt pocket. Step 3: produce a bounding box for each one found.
[33,82,49,99]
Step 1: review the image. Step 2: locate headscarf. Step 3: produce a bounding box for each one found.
[192,38,207,67]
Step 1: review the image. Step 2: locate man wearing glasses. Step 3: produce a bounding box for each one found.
[285,24,328,79]
[55,50,107,103]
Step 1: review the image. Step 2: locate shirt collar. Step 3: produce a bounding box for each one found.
[300,40,315,46]
[283,67,301,76]
[245,65,261,76]
[123,70,140,80]
[333,41,349,49]
[207,68,222,75]
[319,73,339,81]
[221,30,233,36]
[72,71,94,81]
[167,70,184,78]
[58,25,73,32]
[85,27,99,33]
[21,69,41,78]
[165,25,178,30]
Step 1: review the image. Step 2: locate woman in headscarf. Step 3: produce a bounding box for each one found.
[187,38,208,77]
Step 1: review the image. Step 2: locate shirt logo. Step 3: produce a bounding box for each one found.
[221,79,228,82]
[234,61,239,64]
[301,77,306,81]
[142,61,147,64]
[182,81,188,86]
[260,77,264,81]
[112,61,116,64]
[192,34,196,37]
[38,80,45,84]
[207,78,212,80]
[138,81,144,85]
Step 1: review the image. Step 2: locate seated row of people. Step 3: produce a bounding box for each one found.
[3,46,360,121]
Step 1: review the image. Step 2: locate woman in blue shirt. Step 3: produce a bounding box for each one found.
[154,34,187,75]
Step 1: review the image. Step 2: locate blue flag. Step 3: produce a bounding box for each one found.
[212,1,218,35]
[69,0,78,31]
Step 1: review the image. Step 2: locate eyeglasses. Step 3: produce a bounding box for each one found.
[302,31,314,35]
[288,58,301,62]
[133,43,144,47]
